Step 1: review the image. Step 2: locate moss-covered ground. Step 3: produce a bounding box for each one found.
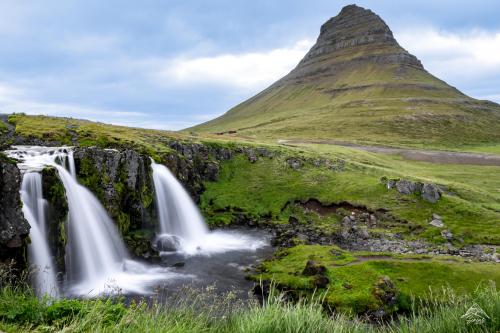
[200,152,500,244]
[254,245,500,314]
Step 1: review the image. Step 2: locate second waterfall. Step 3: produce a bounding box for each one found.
[151,161,266,255]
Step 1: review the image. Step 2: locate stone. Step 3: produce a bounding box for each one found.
[313,275,330,288]
[441,230,454,241]
[343,282,353,289]
[432,213,442,220]
[172,262,185,268]
[396,179,417,195]
[386,179,397,189]
[358,227,370,239]
[302,260,327,276]
[429,219,444,228]
[286,158,302,170]
[154,234,182,252]
[421,183,441,203]
[372,275,398,310]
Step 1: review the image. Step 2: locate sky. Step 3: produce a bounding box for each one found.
[0,0,499,130]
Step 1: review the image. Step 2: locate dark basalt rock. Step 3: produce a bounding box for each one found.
[41,167,68,274]
[421,183,441,203]
[302,260,327,276]
[154,234,182,252]
[0,155,30,272]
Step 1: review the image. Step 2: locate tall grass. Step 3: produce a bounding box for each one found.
[0,283,498,333]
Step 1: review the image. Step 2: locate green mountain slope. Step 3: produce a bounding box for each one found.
[190,5,500,148]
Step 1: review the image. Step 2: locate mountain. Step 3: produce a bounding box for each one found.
[190,4,500,148]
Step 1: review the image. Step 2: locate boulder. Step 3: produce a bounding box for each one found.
[396,179,418,195]
[441,230,453,241]
[429,219,444,228]
[286,158,302,170]
[421,183,441,203]
[302,260,327,276]
[313,275,330,288]
[154,234,182,252]
[371,275,398,319]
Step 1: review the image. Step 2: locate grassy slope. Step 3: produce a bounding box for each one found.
[201,153,500,245]
[190,55,500,149]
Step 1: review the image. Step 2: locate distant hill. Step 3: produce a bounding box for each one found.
[190,5,500,148]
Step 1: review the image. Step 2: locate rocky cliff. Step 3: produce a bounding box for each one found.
[0,154,29,273]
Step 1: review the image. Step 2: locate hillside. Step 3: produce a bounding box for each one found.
[190,5,500,148]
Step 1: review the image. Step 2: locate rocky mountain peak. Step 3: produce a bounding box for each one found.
[298,4,422,69]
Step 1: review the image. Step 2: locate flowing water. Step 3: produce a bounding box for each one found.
[6,146,271,299]
[151,161,268,256]
[19,173,59,298]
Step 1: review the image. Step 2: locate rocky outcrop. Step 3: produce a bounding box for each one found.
[298,5,422,70]
[0,155,29,272]
[41,167,68,273]
[382,177,442,203]
[370,276,399,320]
[71,147,157,258]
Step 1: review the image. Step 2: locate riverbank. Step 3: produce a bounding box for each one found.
[0,282,498,333]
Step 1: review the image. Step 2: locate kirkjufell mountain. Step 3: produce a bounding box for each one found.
[191,4,500,146]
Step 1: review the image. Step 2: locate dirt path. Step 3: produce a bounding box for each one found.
[278,139,500,166]
[333,255,459,267]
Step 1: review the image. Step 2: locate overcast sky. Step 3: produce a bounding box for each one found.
[0,0,499,130]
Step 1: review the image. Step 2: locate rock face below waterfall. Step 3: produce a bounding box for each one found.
[68,143,236,259]
[0,155,30,271]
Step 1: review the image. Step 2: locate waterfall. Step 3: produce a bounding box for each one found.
[151,162,208,244]
[20,173,59,298]
[7,146,178,297]
[151,161,266,255]
[54,164,129,288]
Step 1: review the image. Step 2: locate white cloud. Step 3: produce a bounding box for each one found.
[158,39,313,89]
[396,27,500,90]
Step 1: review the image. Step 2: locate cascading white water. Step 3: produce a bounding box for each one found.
[20,173,59,298]
[152,162,208,242]
[151,161,267,255]
[7,146,183,297]
[55,164,128,287]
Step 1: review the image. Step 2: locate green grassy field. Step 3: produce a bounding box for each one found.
[255,245,500,314]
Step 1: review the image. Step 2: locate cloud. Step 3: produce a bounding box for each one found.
[396,27,500,100]
[158,39,313,89]
[0,81,204,130]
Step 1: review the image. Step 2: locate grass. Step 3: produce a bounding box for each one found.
[189,58,500,150]
[0,283,499,332]
[200,152,500,244]
[254,245,500,314]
